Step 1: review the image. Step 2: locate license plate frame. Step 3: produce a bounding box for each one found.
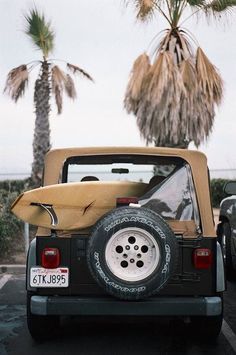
[30,267,69,288]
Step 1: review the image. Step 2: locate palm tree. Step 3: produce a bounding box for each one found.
[4,8,93,186]
[124,0,236,148]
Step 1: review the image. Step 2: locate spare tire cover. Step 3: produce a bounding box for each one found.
[87,207,178,300]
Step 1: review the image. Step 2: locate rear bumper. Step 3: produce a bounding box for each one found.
[31,295,222,317]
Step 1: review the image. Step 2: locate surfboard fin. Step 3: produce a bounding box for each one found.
[31,203,58,227]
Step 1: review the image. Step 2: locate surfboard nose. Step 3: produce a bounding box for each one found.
[11,193,24,211]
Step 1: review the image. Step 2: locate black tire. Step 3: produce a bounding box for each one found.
[27,292,60,341]
[87,207,178,300]
[219,222,235,280]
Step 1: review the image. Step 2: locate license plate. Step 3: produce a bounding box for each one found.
[30,267,69,287]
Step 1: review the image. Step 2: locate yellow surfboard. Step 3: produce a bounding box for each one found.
[11,181,147,231]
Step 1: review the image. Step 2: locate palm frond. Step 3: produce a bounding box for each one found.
[136,0,157,21]
[51,65,66,87]
[157,29,193,64]
[196,47,223,105]
[201,0,236,20]
[64,74,77,99]
[135,51,187,145]
[4,65,29,102]
[124,0,157,21]
[24,8,54,58]
[124,53,150,113]
[207,0,236,12]
[180,58,197,91]
[51,65,77,113]
[67,63,94,81]
[147,51,180,103]
[178,56,215,147]
[186,0,207,7]
[51,65,65,114]
[54,87,62,114]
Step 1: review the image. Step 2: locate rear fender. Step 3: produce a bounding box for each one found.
[216,241,225,292]
[26,238,37,292]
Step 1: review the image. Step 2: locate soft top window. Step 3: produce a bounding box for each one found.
[61,154,200,225]
[139,165,199,222]
[62,154,183,184]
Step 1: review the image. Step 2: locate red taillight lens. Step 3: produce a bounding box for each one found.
[193,248,212,270]
[116,197,139,207]
[41,248,60,269]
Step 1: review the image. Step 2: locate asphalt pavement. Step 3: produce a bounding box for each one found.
[1,269,236,355]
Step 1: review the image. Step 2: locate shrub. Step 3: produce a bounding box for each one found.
[210,179,230,208]
[0,189,23,258]
[0,179,36,259]
[0,178,32,194]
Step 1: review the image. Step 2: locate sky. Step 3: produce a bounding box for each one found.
[0,0,236,177]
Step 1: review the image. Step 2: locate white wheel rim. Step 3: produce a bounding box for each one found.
[105,227,160,282]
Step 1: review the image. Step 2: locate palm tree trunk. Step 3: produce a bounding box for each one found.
[154,138,189,149]
[31,61,51,187]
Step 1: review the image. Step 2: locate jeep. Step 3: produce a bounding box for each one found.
[13,147,225,340]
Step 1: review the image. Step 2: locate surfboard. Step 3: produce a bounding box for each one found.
[11,181,147,231]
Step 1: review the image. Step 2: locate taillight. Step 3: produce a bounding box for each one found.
[193,248,212,270]
[41,248,60,268]
[116,197,139,207]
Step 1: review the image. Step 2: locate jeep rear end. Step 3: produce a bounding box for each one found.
[23,147,225,340]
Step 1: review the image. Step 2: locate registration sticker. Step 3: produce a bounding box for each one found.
[30,267,69,287]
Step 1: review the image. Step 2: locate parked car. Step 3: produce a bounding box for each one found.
[11,147,225,340]
[217,181,236,279]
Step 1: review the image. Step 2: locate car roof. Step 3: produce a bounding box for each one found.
[42,147,215,237]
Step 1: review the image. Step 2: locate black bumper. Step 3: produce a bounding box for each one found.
[31,295,222,317]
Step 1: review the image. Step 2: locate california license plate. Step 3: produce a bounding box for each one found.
[30,267,69,287]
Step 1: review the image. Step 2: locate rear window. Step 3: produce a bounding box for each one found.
[61,154,200,224]
[62,154,182,183]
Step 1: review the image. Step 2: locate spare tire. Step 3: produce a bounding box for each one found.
[87,207,178,300]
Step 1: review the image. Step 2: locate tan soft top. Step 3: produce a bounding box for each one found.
[41,146,215,237]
